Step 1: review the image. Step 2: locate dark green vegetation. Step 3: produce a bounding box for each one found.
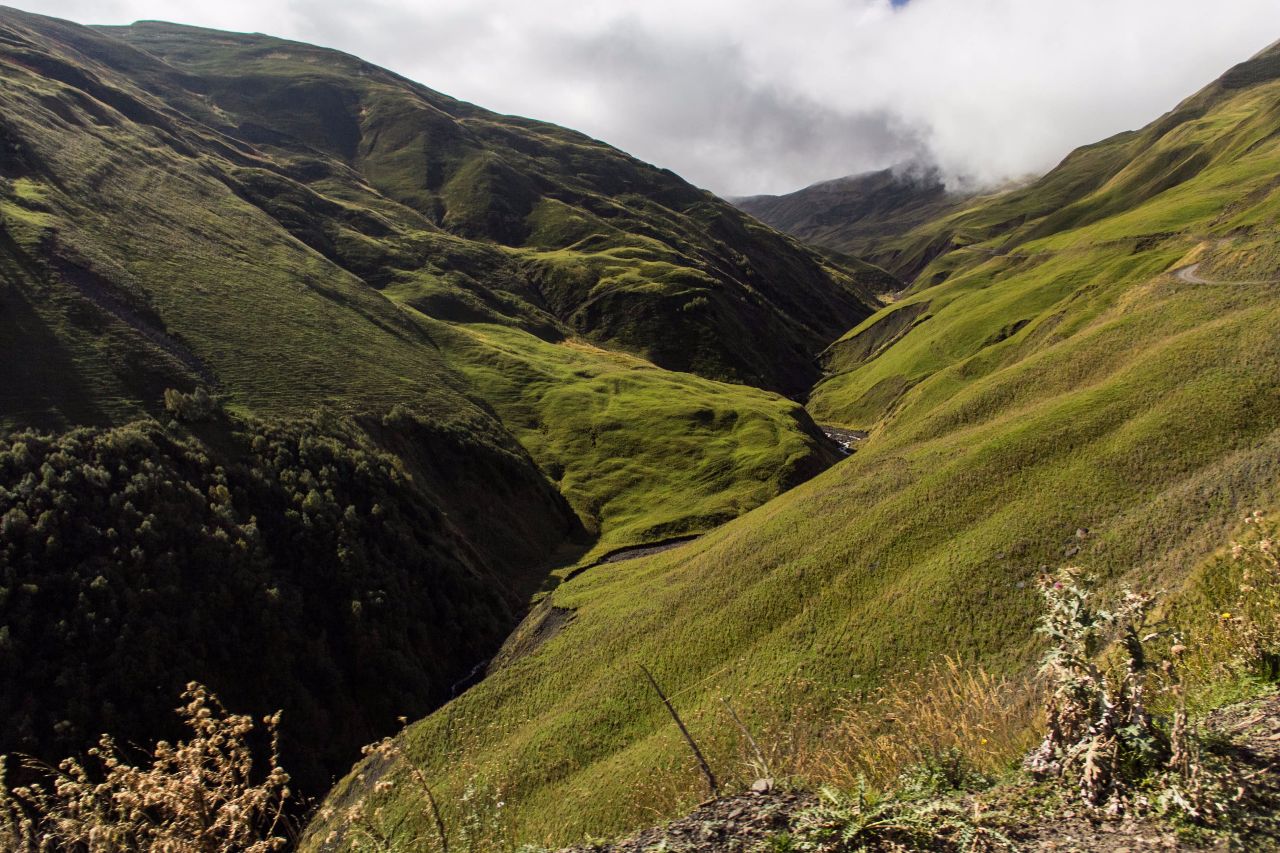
[0,407,578,796]
[304,38,1280,850]
[734,166,972,280]
[0,4,865,807]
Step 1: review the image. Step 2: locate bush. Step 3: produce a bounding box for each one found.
[162,387,217,423]
[1023,564,1255,826]
[0,412,554,800]
[1226,511,1280,680]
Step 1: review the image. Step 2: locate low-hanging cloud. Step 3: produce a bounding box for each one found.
[14,0,1280,195]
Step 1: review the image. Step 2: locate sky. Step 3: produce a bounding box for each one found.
[13,0,1280,196]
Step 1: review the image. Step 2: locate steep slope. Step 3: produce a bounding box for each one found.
[305,39,1280,850]
[811,37,1280,425]
[0,6,839,546]
[0,6,853,805]
[82,18,891,396]
[811,39,1280,300]
[435,323,836,553]
[0,10,476,429]
[735,166,972,280]
[0,408,581,798]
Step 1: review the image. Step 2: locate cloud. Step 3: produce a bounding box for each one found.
[11,0,1280,194]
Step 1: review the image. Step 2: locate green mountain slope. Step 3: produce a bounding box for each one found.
[85,17,892,396]
[305,39,1280,850]
[0,6,859,804]
[810,37,1280,426]
[0,5,839,546]
[734,166,972,280]
[434,323,836,554]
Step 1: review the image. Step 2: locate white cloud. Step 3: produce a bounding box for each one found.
[11,0,1280,194]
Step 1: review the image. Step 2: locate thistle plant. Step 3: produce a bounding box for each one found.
[790,780,1016,853]
[1024,567,1167,809]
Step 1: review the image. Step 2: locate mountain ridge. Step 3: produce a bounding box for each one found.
[84,13,895,394]
[734,165,973,280]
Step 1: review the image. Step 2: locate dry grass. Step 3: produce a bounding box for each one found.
[0,683,290,853]
[707,659,1041,798]
[794,658,1039,792]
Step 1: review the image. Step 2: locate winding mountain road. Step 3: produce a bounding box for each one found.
[1174,262,1280,285]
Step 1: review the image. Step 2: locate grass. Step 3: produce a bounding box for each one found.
[92,15,889,396]
[303,39,1280,851]
[7,7,1280,851]
[0,51,481,430]
[0,5,849,556]
[422,320,833,557]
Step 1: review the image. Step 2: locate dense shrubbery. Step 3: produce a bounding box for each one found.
[0,408,574,800]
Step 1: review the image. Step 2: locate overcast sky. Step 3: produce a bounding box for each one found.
[13,0,1280,195]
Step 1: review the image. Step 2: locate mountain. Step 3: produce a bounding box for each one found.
[1,11,892,401]
[305,38,1280,849]
[810,36,1280,424]
[734,166,973,280]
[0,6,868,801]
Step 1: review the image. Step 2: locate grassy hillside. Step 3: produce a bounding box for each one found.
[79,17,892,396]
[0,4,855,542]
[0,11,482,429]
[304,39,1280,850]
[0,5,864,811]
[427,321,837,555]
[810,38,1280,426]
[0,3,849,544]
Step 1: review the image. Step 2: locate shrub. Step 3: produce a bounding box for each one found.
[1024,565,1254,826]
[790,781,1016,853]
[1226,511,1280,680]
[162,387,217,423]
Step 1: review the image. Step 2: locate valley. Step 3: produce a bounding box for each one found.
[0,3,865,810]
[305,35,1280,851]
[2,5,1280,852]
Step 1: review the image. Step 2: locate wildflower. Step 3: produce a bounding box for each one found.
[1220,612,1233,620]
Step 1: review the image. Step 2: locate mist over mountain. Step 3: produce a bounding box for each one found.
[16,0,1280,195]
